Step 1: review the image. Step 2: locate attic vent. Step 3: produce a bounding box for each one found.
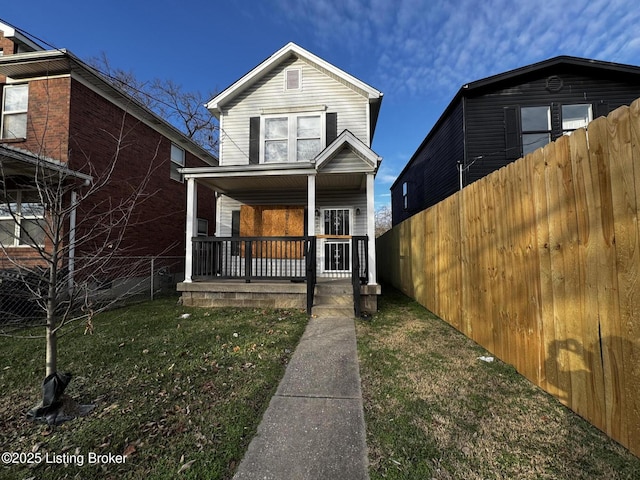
[546,75,563,92]
[285,68,301,91]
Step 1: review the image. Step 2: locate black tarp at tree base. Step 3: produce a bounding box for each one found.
[27,372,95,425]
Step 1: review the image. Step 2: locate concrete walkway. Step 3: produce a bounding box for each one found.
[233,315,369,480]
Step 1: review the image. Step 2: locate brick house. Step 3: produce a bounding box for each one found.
[0,20,217,295]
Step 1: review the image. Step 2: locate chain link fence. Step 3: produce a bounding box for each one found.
[0,256,185,328]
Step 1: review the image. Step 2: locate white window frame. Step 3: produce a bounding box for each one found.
[1,84,29,140]
[0,190,46,247]
[170,143,185,182]
[562,104,593,134]
[260,112,325,163]
[284,68,302,91]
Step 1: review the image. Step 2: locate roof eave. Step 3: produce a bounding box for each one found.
[206,42,382,116]
[0,50,218,166]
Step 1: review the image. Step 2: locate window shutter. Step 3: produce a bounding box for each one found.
[504,106,520,160]
[326,113,337,146]
[249,117,260,164]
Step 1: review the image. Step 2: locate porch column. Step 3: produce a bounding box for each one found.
[307,174,316,236]
[366,173,376,284]
[184,177,198,282]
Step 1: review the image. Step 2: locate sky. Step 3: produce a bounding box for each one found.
[2,0,640,208]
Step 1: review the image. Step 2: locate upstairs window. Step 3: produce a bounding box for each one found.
[562,104,592,134]
[170,143,185,182]
[521,106,551,155]
[0,190,46,247]
[261,113,323,163]
[1,84,29,140]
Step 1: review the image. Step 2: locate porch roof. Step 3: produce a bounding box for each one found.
[0,144,93,183]
[180,129,380,195]
[180,163,369,194]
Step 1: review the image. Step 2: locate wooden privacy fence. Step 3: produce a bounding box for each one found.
[378,100,640,457]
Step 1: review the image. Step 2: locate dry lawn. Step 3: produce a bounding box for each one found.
[357,287,640,480]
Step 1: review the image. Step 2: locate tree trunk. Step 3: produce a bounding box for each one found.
[45,326,57,377]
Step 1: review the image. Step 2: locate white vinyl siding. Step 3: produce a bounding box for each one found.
[217,191,367,238]
[219,57,369,166]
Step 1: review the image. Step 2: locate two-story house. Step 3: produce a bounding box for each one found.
[391,56,640,225]
[178,42,383,314]
[0,20,217,303]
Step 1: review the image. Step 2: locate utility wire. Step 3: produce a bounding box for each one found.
[7,20,251,162]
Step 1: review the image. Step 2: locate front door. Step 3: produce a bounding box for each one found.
[322,208,351,274]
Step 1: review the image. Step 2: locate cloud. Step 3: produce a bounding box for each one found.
[273,0,640,102]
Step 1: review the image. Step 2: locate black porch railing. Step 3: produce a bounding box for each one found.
[191,235,368,316]
[351,236,367,317]
[306,237,317,315]
[192,236,308,281]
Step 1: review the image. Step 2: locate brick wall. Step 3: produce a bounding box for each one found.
[1,69,215,268]
[24,77,72,161]
[67,79,215,259]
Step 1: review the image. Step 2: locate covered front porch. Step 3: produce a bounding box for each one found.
[177,235,379,315]
[177,131,381,315]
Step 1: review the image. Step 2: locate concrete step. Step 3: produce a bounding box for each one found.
[312,304,354,319]
[314,282,353,296]
[313,294,353,306]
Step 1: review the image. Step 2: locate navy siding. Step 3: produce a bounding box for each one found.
[464,70,640,186]
[392,100,464,225]
[393,61,640,225]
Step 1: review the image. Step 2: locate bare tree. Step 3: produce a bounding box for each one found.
[0,128,162,379]
[88,53,219,155]
[375,205,393,237]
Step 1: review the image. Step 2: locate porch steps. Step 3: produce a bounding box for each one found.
[312,280,354,318]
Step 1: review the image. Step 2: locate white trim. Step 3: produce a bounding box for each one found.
[261,104,326,115]
[315,130,380,171]
[206,42,382,115]
[4,73,70,84]
[284,67,302,91]
[260,111,325,164]
[319,207,353,274]
[184,178,197,283]
[366,174,376,284]
[307,175,316,236]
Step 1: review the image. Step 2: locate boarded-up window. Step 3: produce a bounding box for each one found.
[239,205,304,258]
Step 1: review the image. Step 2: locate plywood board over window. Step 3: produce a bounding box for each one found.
[239,205,305,258]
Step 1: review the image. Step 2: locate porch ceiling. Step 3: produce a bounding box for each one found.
[190,169,366,195]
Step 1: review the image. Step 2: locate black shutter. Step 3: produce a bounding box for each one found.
[249,117,260,164]
[504,106,520,160]
[326,112,337,146]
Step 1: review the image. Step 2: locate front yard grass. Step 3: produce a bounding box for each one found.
[0,297,308,479]
[357,287,640,480]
